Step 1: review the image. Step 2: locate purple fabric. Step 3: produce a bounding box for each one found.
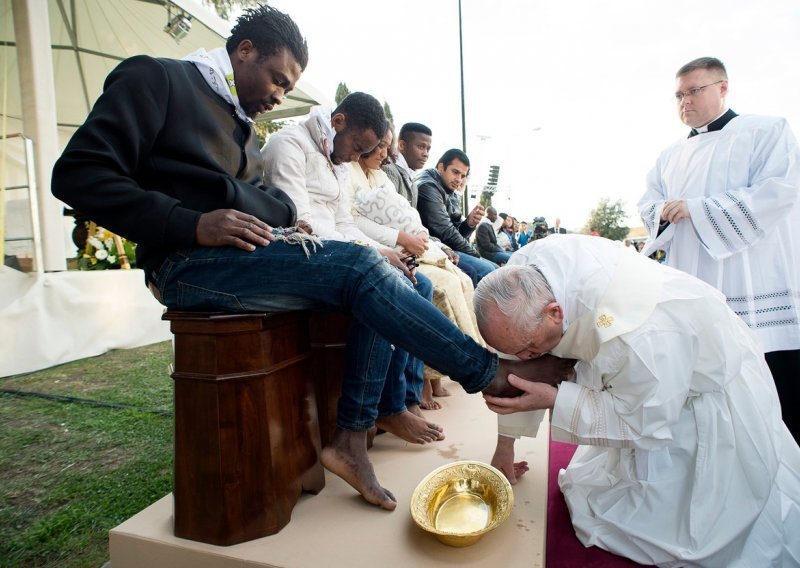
[546,440,651,568]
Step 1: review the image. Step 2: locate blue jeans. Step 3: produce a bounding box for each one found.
[375,272,431,417]
[149,240,497,430]
[455,259,478,285]
[404,274,432,407]
[483,250,512,265]
[454,252,498,286]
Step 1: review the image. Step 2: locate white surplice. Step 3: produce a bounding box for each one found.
[501,235,800,567]
[637,114,800,353]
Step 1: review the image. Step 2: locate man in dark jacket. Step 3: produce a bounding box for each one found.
[416,149,497,285]
[475,207,512,265]
[383,123,473,282]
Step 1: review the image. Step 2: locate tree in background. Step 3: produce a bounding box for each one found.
[253,119,293,147]
[335,82,351,105]
[583,197,629,240]
[205,0,259,20]
[383,101,394,125]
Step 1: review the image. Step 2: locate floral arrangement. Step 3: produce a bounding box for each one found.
[77,224,136,270]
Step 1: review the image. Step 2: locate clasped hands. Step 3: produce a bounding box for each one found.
[660,199,690,224]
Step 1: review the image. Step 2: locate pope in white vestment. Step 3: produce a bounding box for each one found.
[476,235,800,567]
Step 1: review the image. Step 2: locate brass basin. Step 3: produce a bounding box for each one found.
[410,460,514,547]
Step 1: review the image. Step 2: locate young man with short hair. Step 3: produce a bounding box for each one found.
[416,149,498,285]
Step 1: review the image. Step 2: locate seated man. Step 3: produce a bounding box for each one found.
[348,124,485,408]
[261,92,441,443]
[416,149,498,285]
[475,206,511,265]
[474,234,800,566]
[51,5,574,513]
[382,122,430,208]
[382,122,472,283]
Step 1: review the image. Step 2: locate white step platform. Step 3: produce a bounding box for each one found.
[110,379,549,568]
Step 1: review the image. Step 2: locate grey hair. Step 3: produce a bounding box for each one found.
[473,264,556,335]
[676,57,727,80]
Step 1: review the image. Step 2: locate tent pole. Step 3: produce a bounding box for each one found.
[458,0,470,214]
[12,0,66,271]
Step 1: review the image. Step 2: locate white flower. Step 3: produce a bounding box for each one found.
[107,255,116,264]
[95,249,108,261]
[104,238,114,250]
[88,237,104,250]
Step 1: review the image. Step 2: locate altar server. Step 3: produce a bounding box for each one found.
[637,56,800,442]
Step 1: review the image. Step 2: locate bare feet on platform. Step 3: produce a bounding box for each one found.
[407,403,424,418]
[321,430,397,511]
[421,379,442,410]
[375,411,445,443]
[431,378,451,397]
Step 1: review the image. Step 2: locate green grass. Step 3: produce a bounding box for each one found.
[0,342,174,568]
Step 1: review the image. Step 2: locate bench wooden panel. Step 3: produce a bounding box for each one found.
[308,310,350,447]
[164,310,325,546]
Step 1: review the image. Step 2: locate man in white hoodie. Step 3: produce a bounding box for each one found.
[262,92,447,502]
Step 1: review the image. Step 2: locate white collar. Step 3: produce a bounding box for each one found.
[183,47,253,124]
[509,235,662,360]
[396,152,415,178]
[309,106,350,180]
[696,108,729,133]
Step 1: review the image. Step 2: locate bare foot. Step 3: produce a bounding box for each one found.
[483,354,577,397]
[375,411,445,443]
[431,378,451,397]
[421,380,442,410]
[321,429,397,510]
[407,403,424,418]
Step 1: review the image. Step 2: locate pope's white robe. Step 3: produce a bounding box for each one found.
[637,114,800,353]
[502,235,800,567]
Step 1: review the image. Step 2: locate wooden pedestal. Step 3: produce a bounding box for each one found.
[308,311,351,448]
[164,311,325,546]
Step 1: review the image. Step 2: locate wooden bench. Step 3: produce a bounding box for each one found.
[163,310,349,546]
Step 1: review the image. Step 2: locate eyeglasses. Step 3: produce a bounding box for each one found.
[674,80,724,102]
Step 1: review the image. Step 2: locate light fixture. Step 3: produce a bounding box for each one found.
[164,4,192,43]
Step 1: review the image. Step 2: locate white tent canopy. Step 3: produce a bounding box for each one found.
[1,0,325,128]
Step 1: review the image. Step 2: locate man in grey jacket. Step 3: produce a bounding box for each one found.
[416,149,497,285]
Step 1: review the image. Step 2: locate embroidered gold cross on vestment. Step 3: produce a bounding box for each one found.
[596,314,614,328]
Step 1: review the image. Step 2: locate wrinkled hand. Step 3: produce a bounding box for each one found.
[196,209,274,251]
[661,199,690,223]
[397,231,429,256]
[483,354,576,397]
[442,245,459,265]
[467,204,486,227]
[379,248,416,284]
[295,219,313,235]
[484,374,558,414]
[491,435,529,485]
